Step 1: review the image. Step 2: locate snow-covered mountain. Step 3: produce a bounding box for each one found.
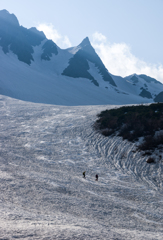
[0,9,163,105]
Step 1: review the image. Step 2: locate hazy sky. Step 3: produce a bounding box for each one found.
[1,0,163,82]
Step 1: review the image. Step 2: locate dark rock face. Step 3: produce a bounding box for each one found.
[41,40,58,61]
[139,88,152,99]
[62,49,99,86]
[154,91,163,102]
[0,9,46,65]
[62,37,116,87]
[131,75,139,84]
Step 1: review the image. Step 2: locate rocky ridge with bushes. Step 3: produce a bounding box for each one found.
[94,103,163,163]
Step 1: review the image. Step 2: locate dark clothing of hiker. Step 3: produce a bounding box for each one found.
[95,174,98,181]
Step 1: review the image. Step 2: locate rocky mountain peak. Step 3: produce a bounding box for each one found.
[79,37,91,47]
[0,9,19,26]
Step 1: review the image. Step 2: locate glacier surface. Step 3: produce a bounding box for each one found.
[0,95,163,239]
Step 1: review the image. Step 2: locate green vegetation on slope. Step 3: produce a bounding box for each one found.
[94,103,163,153]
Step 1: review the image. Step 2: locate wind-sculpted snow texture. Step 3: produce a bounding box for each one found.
[0,95,163,239]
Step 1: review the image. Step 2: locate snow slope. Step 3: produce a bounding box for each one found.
[0,95,162,239]
[0,46,156,106]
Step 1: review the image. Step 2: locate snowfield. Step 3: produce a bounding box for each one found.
[0,95,163,239]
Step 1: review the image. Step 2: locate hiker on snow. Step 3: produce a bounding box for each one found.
[95,174,98,181]
[83,171,86,178]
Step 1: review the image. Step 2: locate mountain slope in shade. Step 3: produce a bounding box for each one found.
[41,40,58,61]
[1,9,163,105]
[154,91,163,102]
[114,73,163,100]
[62,37,116,87]
[0,9,46,64]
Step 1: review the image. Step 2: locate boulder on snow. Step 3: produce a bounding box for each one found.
[146,157,155,163]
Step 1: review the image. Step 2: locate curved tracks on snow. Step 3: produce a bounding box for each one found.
[83,126,163,191]
[0,95,162,239]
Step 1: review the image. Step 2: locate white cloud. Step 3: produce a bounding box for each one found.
[92,32,107,43]
[37,23,72,49]
[92,32,163,83]
[62,36,72,49]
